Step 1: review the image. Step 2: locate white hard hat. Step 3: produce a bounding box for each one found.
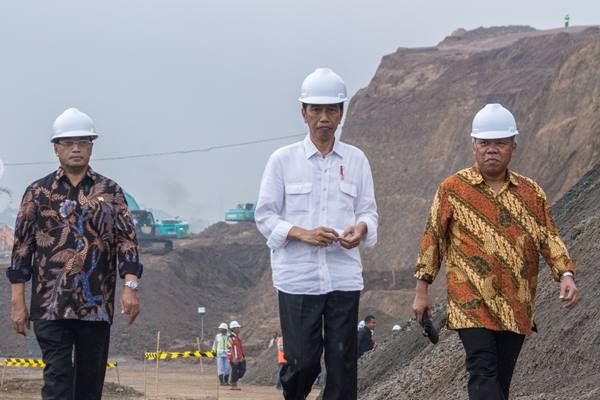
[392,325,401,331]
[470,103,519,139]
[218,323,228,330]
[229,321,241,329]
[51,108,99,143]
[299,68,348,105]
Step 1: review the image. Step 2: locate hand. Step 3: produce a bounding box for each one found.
[290,226,339,247]
[413,291,432,325]
[120,287,140,326]
[11,301,30,336]
[339,222,368,250]
[559,276,578,310]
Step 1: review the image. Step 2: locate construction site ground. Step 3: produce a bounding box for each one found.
[0,363,318,400]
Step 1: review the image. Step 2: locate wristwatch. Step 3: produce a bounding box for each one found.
[124,280,140,290]
[560,271,574,281]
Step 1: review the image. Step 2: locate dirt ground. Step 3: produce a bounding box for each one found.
[0,363,319,400]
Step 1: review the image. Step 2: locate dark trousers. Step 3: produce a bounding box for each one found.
[230,360,246,383]
[278,290,360,400]
[458,328,525,400]
[34,320,111,400]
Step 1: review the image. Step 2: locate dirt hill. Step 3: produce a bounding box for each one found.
[355,162,600,400]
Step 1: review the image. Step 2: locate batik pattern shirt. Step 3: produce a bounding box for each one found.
[7,167,142,323]
[415,167,574,335]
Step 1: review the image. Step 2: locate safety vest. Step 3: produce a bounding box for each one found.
[213,333,229,356]
[277,337,286,364]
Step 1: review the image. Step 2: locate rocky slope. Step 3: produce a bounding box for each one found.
[342,24,600,320]
[356,162,600,400]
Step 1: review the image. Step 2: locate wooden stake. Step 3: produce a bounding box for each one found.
[155,331,161,398]
[196,337,204,373]
[115,362,121,386]
[0,360,7,392]
[143,358,147,400]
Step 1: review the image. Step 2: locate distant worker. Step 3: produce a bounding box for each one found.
[275,334,287,389]
[268,331,278,348]
[256,67,379,400]
[227,320,246,391]
[413,103,578,400]
[392,325,401,335]
[212,322,230,386]
[564,14,570,28]
[357,315,377,358]
[7,108,142,399]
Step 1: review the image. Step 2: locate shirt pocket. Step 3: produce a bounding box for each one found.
[338,181,358,211]
[285,182,313,213]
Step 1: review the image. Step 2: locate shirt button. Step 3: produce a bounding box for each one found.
[323,188,327,192]
[324,169,328,173]
[322,208,326,211]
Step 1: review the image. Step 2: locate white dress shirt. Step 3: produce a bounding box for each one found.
[255,135,378,295]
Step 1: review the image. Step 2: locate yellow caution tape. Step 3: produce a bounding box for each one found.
[0,358,117,369]
[144,350,216,360]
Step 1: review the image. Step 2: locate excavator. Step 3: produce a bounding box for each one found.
[125,193,173,254]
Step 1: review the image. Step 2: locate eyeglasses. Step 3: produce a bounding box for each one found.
[57,139,93,148]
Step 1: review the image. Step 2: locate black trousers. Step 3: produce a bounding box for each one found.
[278,290,360,400]
[230,360,246,383]
[458,328,525,400]
[34,320,111,400]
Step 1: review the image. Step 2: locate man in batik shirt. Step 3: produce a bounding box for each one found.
[412,104,578,400]
[7,108,143,400]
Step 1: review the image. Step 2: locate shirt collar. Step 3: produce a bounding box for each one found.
[462,166,519,187]
[54,166,97,184]
[303,134,346,159]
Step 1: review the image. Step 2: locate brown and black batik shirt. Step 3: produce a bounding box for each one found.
[7,167,142,323]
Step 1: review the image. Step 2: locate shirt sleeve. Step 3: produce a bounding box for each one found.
[539,192,574,281]
[414,183,453,284]
[355,156,378,248]
[255,153,294,250]
[114,185,143,279]
[6,186,38,283]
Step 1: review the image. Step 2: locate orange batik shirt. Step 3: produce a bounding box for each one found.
[415,167,574,335]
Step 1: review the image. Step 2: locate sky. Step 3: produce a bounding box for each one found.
[0,0,598,228]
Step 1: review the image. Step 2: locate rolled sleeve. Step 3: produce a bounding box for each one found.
[266,220,293,250]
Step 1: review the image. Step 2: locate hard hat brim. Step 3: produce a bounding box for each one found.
[51,131,99,143]
[299,96,348,105]
[471,131,519,140]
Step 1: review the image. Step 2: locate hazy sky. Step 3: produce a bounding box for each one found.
[1,1,598,226]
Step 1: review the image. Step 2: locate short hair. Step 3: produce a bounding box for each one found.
[364,315,376,323]
[302,102,344,113]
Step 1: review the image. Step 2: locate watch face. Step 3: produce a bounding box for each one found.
[127,280,139,289]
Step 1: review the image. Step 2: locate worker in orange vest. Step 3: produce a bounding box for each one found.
[275,334,287,389]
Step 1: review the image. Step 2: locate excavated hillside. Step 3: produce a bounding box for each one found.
[343,25,600,321]
[355,162,600,400]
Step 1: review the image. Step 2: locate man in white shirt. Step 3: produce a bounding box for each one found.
[255,68,378,400]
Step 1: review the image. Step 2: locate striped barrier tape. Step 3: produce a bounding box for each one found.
[144,350,216,360]
[0,358,117,368]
